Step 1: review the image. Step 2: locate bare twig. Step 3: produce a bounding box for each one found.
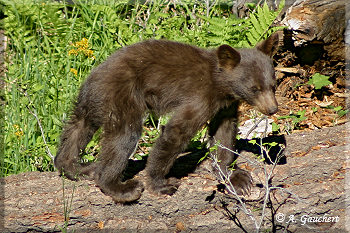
[210,150,258,227]
[205,0,218,17]
[22,90,54,161]
[244,116,266,139]
[216,143,260,166]
[209,114,296,232]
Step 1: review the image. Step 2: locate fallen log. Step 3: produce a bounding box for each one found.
[281,0,346,63]
[1,123,349,232]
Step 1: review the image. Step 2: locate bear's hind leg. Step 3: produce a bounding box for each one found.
[95,124,144,203]
[55,116,99,180]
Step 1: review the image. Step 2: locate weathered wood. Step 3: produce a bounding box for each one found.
[1,123,348,232]
[281,0,346,62]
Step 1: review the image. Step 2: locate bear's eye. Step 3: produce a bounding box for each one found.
[272,72,276,80]
[251,87,261,94]
[271,85,276,93]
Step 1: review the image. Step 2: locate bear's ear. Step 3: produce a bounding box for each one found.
[217,45,241,69]
[256,33,279,57]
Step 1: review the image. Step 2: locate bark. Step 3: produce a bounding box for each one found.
[1,122,349,232]
[281,0,347,62]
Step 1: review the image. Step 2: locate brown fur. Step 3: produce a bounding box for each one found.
[54,34,279,203]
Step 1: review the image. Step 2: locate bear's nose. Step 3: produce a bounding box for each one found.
[267,106,278,115]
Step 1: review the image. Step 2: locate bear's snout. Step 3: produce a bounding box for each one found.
[255,91,278,116]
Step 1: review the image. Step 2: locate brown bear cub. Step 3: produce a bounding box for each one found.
[55,34,279,203]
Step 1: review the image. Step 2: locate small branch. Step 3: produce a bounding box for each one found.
[244,116,266,139]
[216,143,260,166]
[210,114,297,232]
[210,150,258,228]
[22,90,54,161]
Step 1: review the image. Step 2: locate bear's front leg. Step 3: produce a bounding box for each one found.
[146,105,208,195]
[209,102,253,196]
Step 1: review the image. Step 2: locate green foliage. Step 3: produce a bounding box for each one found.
[58,177,76,232]
[247,140,264,161]
[197,0,284,47]
[196,14,247,47]
[245,0,285,46]
[307,73,332,89]
[200,143,218,164]
[334,107,348,118]
[187,127,207,151]
[278,110,307,130]
[324,105,349,121]
[271,122,280,132]
[2,0,283,176]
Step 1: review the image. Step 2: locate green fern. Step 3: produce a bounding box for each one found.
[196,14,246,47]
[245,0,285,46]
[196,0,284,48]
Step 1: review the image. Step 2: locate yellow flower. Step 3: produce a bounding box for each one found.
[15,130,24,137]
[68,49,78,56]
[68,38,94,58]
[84,49,94,58]
[73,38,89,50]
[13,125,24,137]
[70,68,78,76]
